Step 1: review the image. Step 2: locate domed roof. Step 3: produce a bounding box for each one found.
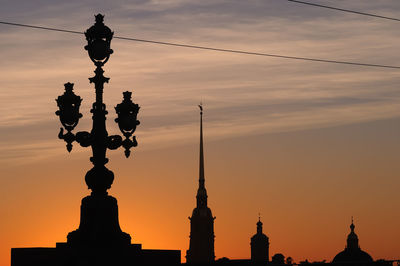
[332,219,373,263]
[251,216,269,242]
[251,233,268,242]
[333,249,373,263]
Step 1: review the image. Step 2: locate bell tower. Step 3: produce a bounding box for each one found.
[251,215,269,262]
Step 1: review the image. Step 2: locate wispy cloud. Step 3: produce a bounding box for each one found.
[1,0,400,163]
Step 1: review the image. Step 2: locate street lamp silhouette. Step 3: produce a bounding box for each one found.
[11,15,180,266]
[55,82,82,152]
[55,14,139,246]
[84,14,113,64]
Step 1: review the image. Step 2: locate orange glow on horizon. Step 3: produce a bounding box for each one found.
[2,2,400,265]
[3,123,400,265]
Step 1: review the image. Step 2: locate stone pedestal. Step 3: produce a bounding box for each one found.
[67,195,131,247]
[11,194,181,266]
[11,243,181,266]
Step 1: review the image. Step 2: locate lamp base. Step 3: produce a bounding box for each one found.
[67,194,131,247]
[11,195,181,266]
[11,243,181,266]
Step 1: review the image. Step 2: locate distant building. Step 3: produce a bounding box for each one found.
[251,216,269,263]
[332,219,373,264]
[186,106,216,264]
[271,253,285,265]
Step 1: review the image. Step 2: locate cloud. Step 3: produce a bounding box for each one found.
[1,0,400,163]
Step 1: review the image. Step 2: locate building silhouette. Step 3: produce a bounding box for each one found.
[251,216,269,263]
[186,105,216,264]
[332,218,373,264]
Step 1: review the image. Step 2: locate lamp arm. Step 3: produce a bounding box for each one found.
[107,135,123,150]
[76,131,92,147]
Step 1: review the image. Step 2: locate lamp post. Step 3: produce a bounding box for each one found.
[55,14,139,247]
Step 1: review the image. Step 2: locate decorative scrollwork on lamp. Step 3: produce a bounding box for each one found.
[55,14,140,195]
[53,13,141,250]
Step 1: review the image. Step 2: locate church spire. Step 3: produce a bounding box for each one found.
[257,213,263,234]
[196,103,207,208]
[199,103,204,189]
[187,104,215,263]
[350,216,355,233]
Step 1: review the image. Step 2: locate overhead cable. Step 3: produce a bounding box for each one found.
[287,0,400,22]
[1,20,399,69]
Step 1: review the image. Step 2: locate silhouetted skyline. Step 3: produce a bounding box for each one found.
[2,1,400,266]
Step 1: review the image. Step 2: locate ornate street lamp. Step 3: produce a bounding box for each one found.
[115,91,140,157]
[55,14,139,247]
[84,14,113,65]
[55,82,82,152]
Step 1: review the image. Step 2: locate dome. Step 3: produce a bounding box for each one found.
[332,219,373,263]
[251,232,268,242]
[251,217,269,242]
[333,249,373,263]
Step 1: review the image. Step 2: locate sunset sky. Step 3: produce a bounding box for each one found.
[1,0,400,265]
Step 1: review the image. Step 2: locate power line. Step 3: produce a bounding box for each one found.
[0,21,83,34]
[287,0,400,22]
[1,20,400,70]
[114,35,400,69]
